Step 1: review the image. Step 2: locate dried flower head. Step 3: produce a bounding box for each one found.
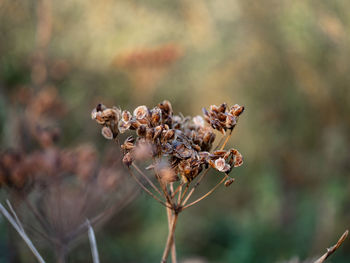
[203,103,244,133]
[91,99,245,263]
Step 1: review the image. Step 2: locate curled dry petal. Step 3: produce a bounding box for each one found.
[101,126,113,140]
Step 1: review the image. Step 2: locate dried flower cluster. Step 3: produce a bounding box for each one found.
[92,101,243,183]
[92,100,244,263]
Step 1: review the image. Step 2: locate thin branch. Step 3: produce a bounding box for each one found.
[24,198,51,234]
[172,183,184,199]
[178,183,190,206]
[128,168,171,208]
[176,184,183,206]
[313,230,348,263]
[0,203,46,263]
[87,220,100,263]
[132,163,163,196]
[182,168,211,206]
[219,130,233,150]
[213,135,225,151]
[182,174,229,210]
[6,199,25,233]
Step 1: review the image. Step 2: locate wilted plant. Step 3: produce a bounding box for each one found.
[0,83,137,262]
[92,100,244,262]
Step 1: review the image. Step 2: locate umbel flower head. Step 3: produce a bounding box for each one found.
[92,100,244,183]
[92,100,244,263]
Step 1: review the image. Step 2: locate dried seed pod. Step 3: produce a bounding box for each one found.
[230,104,244,116]
[121,136,135,151]
[233,151,243,167]
[218,103,227,113]
[136,125,147,137]
[101,126,114,140]
[150,107,162,126]
[134,105,149,120]
[91,109,104,124]
[214,158,230,172]
[153,125,163,140]
[122,152,133,167]
[130,119,141,129]
[145,128,154,141]
[224,178,235,187]
[121,110,132,122]
[163,129,175,141]
[101,108,120,121]
[225,115,236,129]
[158,100,173,116]
[174,143,192,159]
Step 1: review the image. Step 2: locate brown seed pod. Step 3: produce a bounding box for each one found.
[214,158,230,172]
[145,128,155,141]
[163,129,175,141]
[121,110,132,122]
[158,100,173,116]
[133,105,149,120]
[224,178,235,187]
[151,107,162,126]
[153,125,163,140]
[121,136,135,151]
[101,126,114,140]
[136,125,147,137]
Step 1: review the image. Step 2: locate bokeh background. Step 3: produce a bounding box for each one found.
[1,0,350,262]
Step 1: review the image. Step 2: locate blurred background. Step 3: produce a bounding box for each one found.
[1,0,350,262]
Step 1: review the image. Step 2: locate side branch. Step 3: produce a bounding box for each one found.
[314,230,348,263]
[182,174,229,210]
[128,168,171,208]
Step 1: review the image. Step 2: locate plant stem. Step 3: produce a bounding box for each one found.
[182,174,229,210]
[161,212,179,263]
[220,130,233,150]
[55,244,66,263]
[166,207,177,263]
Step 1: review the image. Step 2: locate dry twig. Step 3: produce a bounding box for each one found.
[313,230,348,263]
